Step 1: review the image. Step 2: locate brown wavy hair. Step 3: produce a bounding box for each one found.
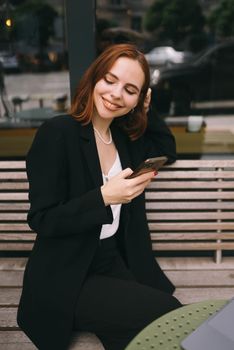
[69,43,150,140]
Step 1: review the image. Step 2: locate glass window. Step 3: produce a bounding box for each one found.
[0,0,69,159]
[96,0,234,159]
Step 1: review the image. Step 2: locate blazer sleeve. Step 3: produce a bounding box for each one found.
[26,120,113,239]
[142,104,177,164]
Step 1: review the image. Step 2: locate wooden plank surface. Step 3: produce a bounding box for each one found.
[0,214,27,221]
[146,202,234,210]
[0,224,31,231]
[152,242,234,251]
[163,160,234,168]
[149,222,234,231]
[0,244,33,251]
[165,269,234,287]
[149,181,234,189]
[0,288,21,306]
[0,204,29,211]
[155,171,234,179]
[146,191,234,200]
[0,193,28,200]
[158,257,234,270]
[0,183,29,190]
[0,271,24,286]
[151,232,234,240]
[0,331,104,350]
[0,173,27,180]
[0,233,35,241]
[0,162,25,169]
[147,212,234,220]
[174,287,234,304]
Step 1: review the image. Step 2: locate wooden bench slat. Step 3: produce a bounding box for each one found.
[146,202,234,210]
[0,308,17,328]
[0,214,27,220]
[0,183,29,190]
[0,161,25,169]
[147,212,234,220]
[156,171,234,179]
[0,243,33,251]
[165,269,234,286]
[149,222,234,231]
[174,288,234,304]
[1,160,233,169]
[0,258,28,270]
[0,288,21,306]
[0,271,23,286]
[0,173,27,180]
[0,224,31,231]
[0,234,35,241]
[151,232,234,240]
[0,194,28,200]
[146,191,234,200]
[149,181,234,189]
[0,204,30,211]
[164,160,234,168]
[152,242,234,251]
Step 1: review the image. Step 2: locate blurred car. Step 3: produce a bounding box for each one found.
[0,51,20,73]
[145,46,185,67]
[20,51,65,72]
[151,41,234,115]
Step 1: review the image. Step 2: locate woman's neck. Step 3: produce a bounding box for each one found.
[92,116,112,135]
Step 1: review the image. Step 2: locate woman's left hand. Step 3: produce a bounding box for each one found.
[144,88,151,113]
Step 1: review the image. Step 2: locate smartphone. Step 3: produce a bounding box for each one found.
[127,156,168,179]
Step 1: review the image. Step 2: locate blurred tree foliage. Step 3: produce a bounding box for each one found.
[143,0,205,49]
[209,0,234,38]
[12,0,57,51]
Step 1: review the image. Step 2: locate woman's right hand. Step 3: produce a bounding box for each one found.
[101,168,155,205]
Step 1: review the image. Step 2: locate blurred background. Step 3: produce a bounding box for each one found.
[0,0,234,160]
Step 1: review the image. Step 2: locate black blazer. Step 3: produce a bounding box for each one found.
[17,109,176,350]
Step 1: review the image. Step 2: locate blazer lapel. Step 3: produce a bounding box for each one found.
[79,122,133,188]
[111,123,132,171]
[80,123,103,187]
[111,124,132,234]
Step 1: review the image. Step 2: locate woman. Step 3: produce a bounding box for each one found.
[17,44,181,350]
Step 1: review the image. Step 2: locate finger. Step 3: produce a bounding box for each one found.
[130,171,155,185]
[128,180,151,200]
[118,168,133,179]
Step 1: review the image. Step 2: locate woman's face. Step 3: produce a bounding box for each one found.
[93,57,145,122]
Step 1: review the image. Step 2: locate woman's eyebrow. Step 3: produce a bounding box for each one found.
[106,72,140,92]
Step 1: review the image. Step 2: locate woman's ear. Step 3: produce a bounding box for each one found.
[144,88,151,113]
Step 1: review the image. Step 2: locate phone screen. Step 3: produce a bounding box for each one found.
[127,156,168,179]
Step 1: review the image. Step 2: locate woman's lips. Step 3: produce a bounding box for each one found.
[102,97,122,111]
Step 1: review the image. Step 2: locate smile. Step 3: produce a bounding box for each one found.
[102,98,123,111]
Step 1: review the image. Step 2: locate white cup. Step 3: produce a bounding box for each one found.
[187,115,204,132]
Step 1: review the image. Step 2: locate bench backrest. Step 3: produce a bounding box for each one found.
[1,160,234,263]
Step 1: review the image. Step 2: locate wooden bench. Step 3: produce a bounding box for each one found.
[1,159,234,349]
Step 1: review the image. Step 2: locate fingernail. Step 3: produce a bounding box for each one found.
[154,171,158,176]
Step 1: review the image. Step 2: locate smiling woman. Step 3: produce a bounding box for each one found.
[17,43,180,350]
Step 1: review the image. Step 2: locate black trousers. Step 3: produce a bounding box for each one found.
[74,236,181,350]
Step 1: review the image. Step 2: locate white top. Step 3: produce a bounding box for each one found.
[100,152,122,240]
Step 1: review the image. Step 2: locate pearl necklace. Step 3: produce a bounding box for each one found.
[93,127,112,145]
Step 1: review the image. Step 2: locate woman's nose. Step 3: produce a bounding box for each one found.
[110,85,122,99]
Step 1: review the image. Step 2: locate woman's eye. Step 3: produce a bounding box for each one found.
[104,76,114,84]
[126,89,136,95]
